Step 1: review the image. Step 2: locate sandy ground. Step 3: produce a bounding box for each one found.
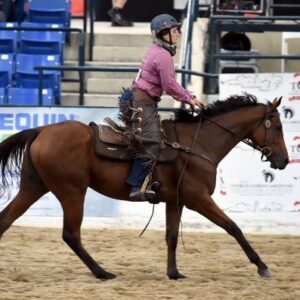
[0,226,299,300]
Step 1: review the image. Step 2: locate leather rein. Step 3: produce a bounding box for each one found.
[165,104,279,166]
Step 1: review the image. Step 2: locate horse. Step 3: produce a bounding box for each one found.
[0,94,289,280]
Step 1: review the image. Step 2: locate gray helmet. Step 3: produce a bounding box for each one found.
[150,14,181,36]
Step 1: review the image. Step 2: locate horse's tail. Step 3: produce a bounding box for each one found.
[0,128,40,197]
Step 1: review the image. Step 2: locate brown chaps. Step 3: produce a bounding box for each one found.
[130,88,161,165]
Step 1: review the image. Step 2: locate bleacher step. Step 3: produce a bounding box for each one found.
[92,46,148,62]
[61,93,175,108]
[93,34,152,47]
[87,78,133,94]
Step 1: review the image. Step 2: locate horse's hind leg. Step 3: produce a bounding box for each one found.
[166,202,185,280]
[0,155,48,238]
[60,194,116,280]
[185,193,271,278]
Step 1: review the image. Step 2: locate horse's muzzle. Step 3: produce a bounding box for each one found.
[270,155,289,170]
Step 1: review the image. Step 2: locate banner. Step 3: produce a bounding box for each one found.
[217,73,300,213]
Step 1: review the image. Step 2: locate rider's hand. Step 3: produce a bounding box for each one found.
[189,97,206,110]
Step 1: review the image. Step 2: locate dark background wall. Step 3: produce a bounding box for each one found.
[93,0,183,22]
[273,0,300,16]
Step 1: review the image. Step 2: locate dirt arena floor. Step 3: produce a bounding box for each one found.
[0,226,299,300]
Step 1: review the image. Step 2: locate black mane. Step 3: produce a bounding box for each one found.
[174,93,262,123]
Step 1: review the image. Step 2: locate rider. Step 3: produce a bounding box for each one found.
[124,14,205,201]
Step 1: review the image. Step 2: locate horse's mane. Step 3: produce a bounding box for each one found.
[173,93,263,123]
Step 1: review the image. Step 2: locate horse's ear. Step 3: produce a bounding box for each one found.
[272,96,282,108]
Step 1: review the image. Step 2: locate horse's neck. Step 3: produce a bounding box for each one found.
[199,106,264,164]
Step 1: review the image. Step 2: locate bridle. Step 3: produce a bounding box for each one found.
[249,105,280,161]
[198,103,279,162]
[167,104,279,165]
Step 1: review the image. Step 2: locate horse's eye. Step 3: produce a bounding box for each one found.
[276,125,282,131]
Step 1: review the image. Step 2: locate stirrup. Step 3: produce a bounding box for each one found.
[129,187,156,202]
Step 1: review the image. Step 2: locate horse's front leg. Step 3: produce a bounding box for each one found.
[165,202,186,280]
[185,193,271,278]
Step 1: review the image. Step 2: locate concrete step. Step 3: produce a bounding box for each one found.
[93,46,148,62]
[61,81,81,93]
[87,78,133,94]
[61,93,176,108]
[93,33,152,47]
[61,93,118,106]
[63,60,139,79]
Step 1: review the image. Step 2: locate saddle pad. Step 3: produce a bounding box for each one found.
[91,120,178,162]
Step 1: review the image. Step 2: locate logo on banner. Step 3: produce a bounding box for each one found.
[289,136,300,163]
[0,112,78,131]
[288,73,300,101]
[282,106,294,119]
[262,170,275,183]
[294,201,300,211]
[221,74,283,91]
[0,111,78,142]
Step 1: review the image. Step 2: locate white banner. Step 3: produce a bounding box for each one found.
[217,73,300,213]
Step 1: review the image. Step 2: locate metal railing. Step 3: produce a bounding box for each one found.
[70,0,94,61]
[35,66,218,106]
[180,0,199,88]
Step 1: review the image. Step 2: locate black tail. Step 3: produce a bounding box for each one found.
[0,128,40,197]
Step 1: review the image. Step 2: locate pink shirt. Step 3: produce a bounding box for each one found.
[132,43,194,103]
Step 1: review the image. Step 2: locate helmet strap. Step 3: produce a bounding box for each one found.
[153,36,177,56]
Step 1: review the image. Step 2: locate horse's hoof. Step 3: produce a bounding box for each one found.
[258,267,272,278]
[97,272,117,280]
[168,272,187,280]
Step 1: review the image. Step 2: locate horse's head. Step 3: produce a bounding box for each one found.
[250,97,289,170]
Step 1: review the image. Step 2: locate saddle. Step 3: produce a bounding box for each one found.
[90,119,178,162]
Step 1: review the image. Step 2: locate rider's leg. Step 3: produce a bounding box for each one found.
[127,98,160,201]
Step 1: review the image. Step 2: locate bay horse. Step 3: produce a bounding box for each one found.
[0,94,288,280]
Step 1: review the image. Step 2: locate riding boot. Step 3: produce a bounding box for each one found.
[108,7,133,27]
[127,158,156,201]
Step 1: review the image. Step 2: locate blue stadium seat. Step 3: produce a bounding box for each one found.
[7,87,55,105]
[19,22,65,63]
[0,87,6,104]
[0,22,18,54]
[27,0,71,28]
[15,54,61,101]
[0,54,14,88]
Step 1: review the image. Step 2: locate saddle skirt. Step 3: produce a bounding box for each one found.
[90,119,178,162]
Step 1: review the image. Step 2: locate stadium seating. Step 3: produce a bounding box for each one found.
[15,53,61,101]
[0,22,18,54]
[7,87,55,105]
[19,22,65,63]
[27,0,71,28]
[0,87,6,104]
[0,54,14,88]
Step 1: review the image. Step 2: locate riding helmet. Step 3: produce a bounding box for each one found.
[150,14,181,36]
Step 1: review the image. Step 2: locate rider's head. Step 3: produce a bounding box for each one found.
[150,14,181,55]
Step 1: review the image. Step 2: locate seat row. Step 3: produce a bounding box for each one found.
[0,22,65,63]
[27,0,71,28]
[0,53,61,102]
[0,0,71,105]
[0,87,54,105]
